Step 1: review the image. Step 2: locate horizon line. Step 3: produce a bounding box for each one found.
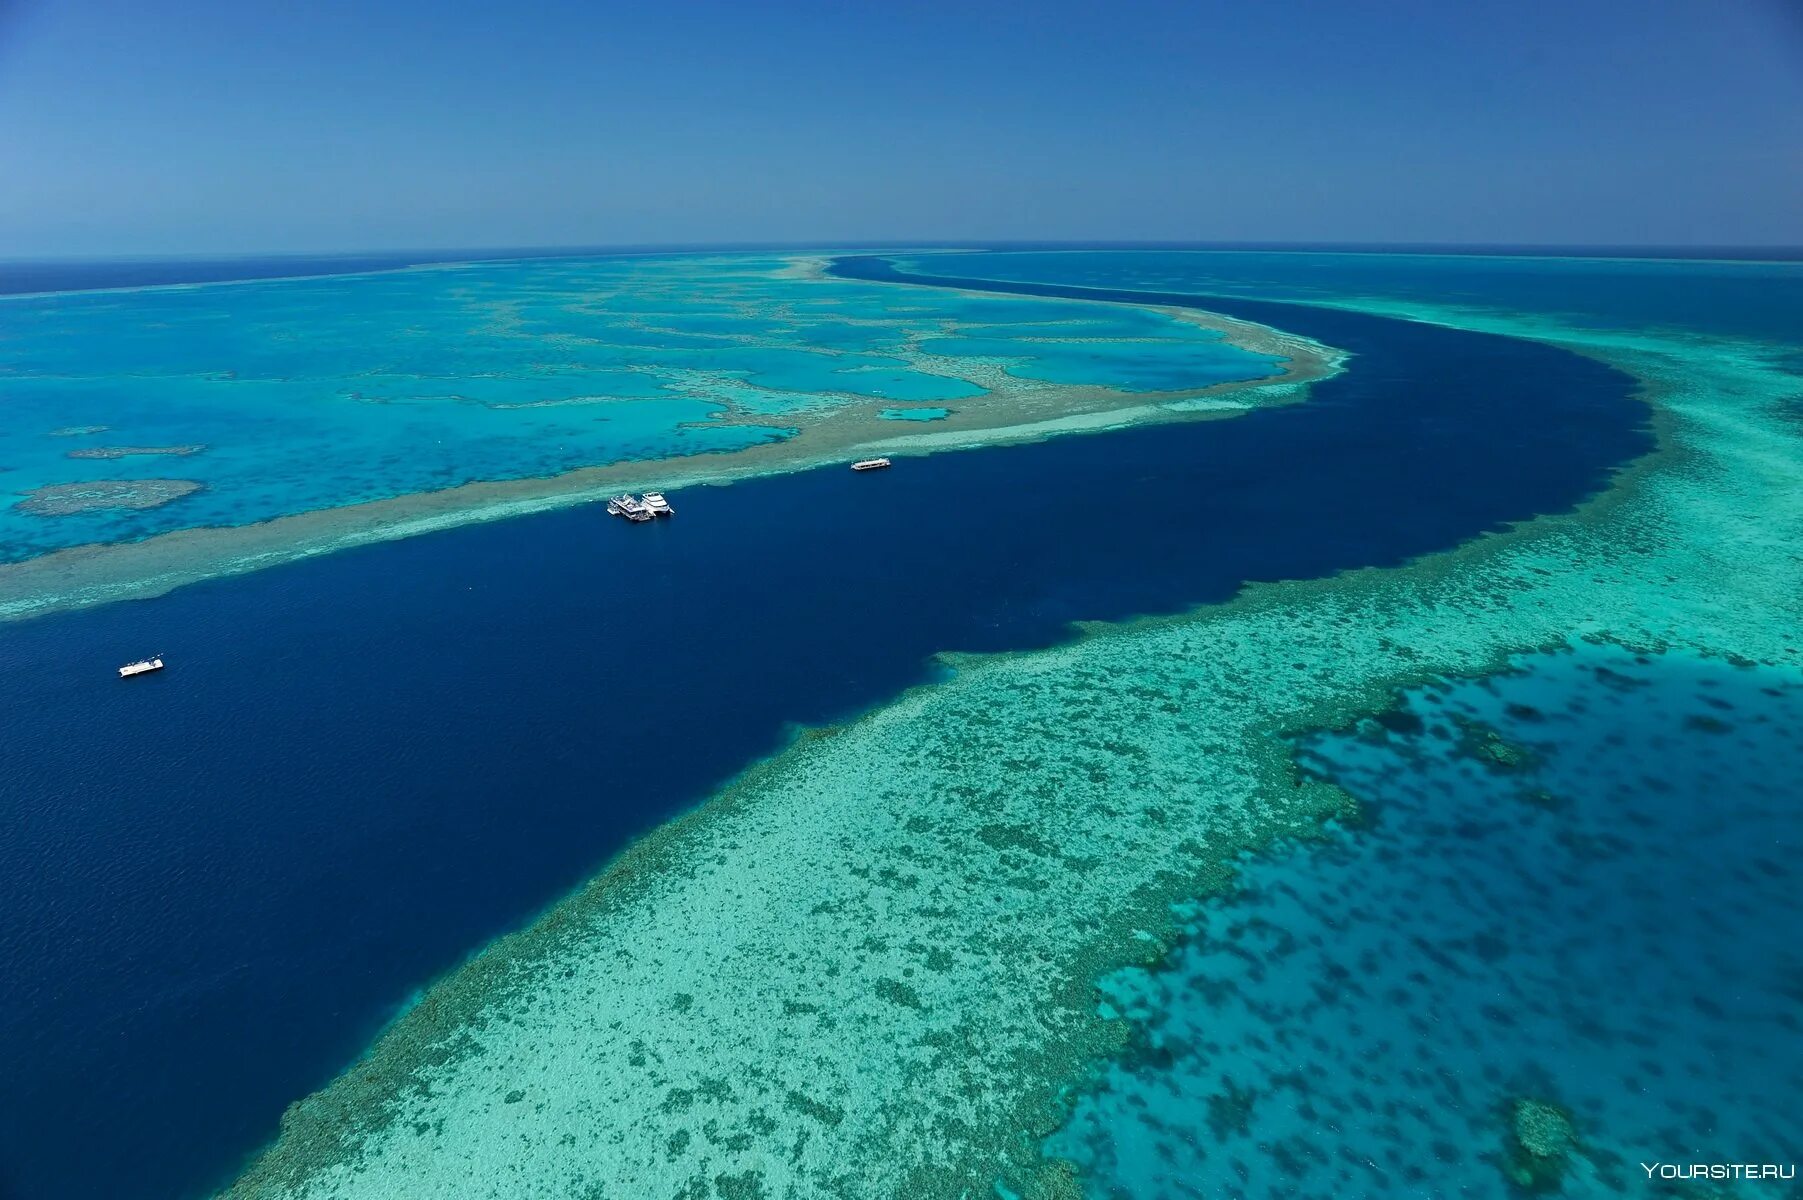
[5,239,1803,266]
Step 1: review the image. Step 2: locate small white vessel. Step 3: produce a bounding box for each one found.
[850,458,892,472]
[606,494,653,522]
[640,491,674,517]
[118,656,164,679]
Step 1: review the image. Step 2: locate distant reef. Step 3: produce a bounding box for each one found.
[65,444,207,460]
[15,479,202,516]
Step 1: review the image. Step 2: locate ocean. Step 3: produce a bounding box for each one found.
[6,246,1793,1199]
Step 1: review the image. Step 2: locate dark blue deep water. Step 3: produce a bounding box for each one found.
[881,246,1803,346]
[0,256,1651,1200]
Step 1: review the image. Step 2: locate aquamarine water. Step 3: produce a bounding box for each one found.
[0,252,1285,565]
[1050,645,1803,1197]
[915,333,1264,391]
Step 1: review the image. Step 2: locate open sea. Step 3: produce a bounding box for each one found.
[4,247,1796,1199]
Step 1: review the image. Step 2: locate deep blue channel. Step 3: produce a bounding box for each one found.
[0,258,1650,1200]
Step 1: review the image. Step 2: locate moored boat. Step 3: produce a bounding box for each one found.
[606,494,654,521]
[850,457,892,472]
[118,656,164,679]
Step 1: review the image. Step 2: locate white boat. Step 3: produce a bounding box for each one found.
[118,656,164,679]
[640,491,674,516]
[850,458,892,472]
[606,494,653,522]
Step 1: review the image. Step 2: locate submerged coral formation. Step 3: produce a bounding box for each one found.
[15,479,202,515]
[1453,714,1541,772]
[1506,1097,1579,1191]
[1044,641,1803,1199]
[65,444,206,459]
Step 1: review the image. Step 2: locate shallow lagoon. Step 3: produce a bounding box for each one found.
[0,253,1285,564]
[916,333,1273,391]
[1052,646,1803,1198]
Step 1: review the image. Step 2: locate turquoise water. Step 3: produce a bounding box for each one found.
[1049,646,1803,1197]
[916,333,1273,391]
[0,252,1284,563]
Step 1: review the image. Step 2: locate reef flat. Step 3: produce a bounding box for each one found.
[65,443,206,459]
[221,285,1799,1200]
[0,254,1331,622]
[15,478,202,515]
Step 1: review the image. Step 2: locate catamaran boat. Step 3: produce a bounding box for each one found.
[606,494,653,521]
[640,491,674,517]
[850,457,892,472]
[118,655,164,679]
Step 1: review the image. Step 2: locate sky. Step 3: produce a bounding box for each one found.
[1,0,1800,256]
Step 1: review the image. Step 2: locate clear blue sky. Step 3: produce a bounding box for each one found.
[2,0,1800,255]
